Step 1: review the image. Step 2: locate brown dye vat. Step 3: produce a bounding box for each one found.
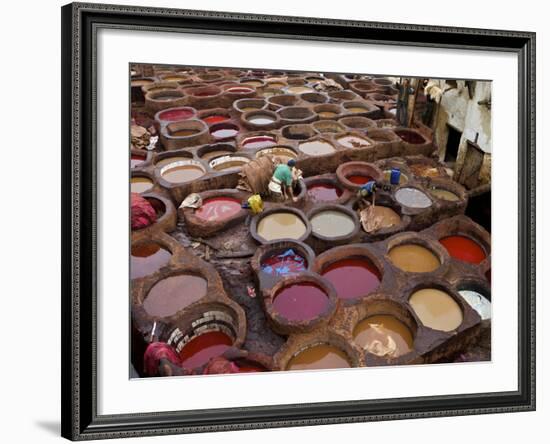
[409,288,463,332]
[431,188,460,201]
[298,140,336,156]
[313,120,346,134]
[143,274,207,317]
[310,210,355,238]
[131,78,154,87]
[370,206,401,228]
[131,242,172,279]
[257,212,307,241]
[353,315,414,358]
[287,86,313,94]
[286,344,351,370]
[131,177,154,194]
[388,244,440,272]
[210,155,250,172]
[337,135,371,149]
[161,163,205,184]
[282,124,316,140]
[170,129,199,137]
[395,129,426,144]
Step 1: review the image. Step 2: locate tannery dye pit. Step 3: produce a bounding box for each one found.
[130,64,492,378]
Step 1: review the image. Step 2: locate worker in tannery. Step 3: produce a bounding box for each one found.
[268,158,299,202]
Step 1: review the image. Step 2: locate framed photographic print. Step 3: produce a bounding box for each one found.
[61,2,536,440]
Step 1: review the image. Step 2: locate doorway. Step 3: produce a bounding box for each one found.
[445,125,462,163]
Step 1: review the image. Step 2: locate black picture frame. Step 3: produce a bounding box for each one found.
[61,2,536,440]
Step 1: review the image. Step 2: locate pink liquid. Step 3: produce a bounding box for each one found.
[322,258,381,300]
[307,184,343,202]
[178,331,233,369]
[242,136,276,149]
[195,197,242,222]
[158,108,194,122]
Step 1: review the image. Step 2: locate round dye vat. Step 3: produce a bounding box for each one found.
[287,86,313,95]
[158,108,194,122]
[346,174,373,185]
[203,115,230,125]
[395,130,425,144]
[131,242,172,279]
[200,150,233,161]
[155,156,191,168]
[226,86,254,94]
[211,127,239,139]
[459,290,491,320]
[311,210,355,238]
[256,147,296,164]
[388,244,440,273]
[241,80,263,87]
[353,315,414,358]
[431,188,460,201]
[395,187,432,209]
[178,331,233,369]
[337,135,371,149]
[261,248,307,277]
[370,206,401,228]
[286,344,351,370]
[409,288,463,332]
[170,128,200,137]
[161,163,205,183]
[210,156,250,172]
[143,274,207,317]
[248,115,275,125]
[131,78,153,87]
[257,212,307,241]
[131,177,154,194]
[307,184,343,202]
[154,93,184,101]
[439,235,487,264]
[131,154,146,168]
[346,106,368,113]
[321,258,381,300]
[318,111,337,119]
[298,140,336,156]
[195,197,242,222]
[242,135,277,149]
[273,283,329,322]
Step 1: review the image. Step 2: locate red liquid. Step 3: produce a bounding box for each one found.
[347,175,373,185]
[131,242,172,279]
[307,184,343,202]
[395,130,425,144]
[211,128,239,139]
[179,331,233,369]
[236,360,267,373]
[242,136,276,149]
[195,197,242,222]
[439,235,487,264]
[227,87,254,94]
[272,283,329,322]
[322,258,381,300]
[194,91,216,97]
[131,154,146,168]
[158,108,194,121]
[203,115,229,124]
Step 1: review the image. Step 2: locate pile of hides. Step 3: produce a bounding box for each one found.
[131,124,151,150]
[311,78,344,92]
[131,193,157,230]
[359,204,383,233]
[237,155,275,194]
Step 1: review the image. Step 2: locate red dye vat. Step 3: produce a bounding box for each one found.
[179,331,233,369]
[322,258,381,300]
[203,115,230,124]
[227,87,254,94]
[242,136,276,149]
[439,235,487,264]
[131,154,146,168]
[158,108,194,122]
[195,197,242,222]
[347,174,374,185]
[272,283,329,322]
[236,360,267,373]
[307,183,343,202]
[261,248,307,276]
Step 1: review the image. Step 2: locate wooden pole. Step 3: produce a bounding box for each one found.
[407,78,422,127]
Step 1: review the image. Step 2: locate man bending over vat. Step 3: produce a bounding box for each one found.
[268,159,299,202]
